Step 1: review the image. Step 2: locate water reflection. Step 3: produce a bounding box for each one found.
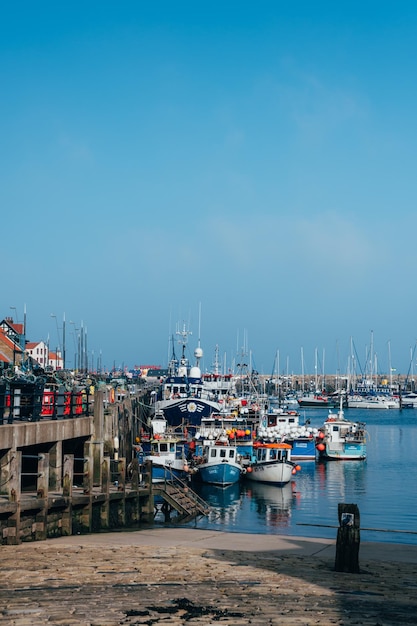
[185,411,417,544]
[195,482,243,526]
[243,482,295,528]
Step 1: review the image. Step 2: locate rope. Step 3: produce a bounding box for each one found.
[297,522,417,535]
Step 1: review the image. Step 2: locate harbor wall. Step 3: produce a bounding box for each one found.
[0,387,155,544]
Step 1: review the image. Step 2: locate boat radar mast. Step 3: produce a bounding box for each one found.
[176,323,192,377]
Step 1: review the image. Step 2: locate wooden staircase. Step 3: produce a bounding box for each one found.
[152,472,210,522]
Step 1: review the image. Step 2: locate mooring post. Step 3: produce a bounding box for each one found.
[335,503,360,573]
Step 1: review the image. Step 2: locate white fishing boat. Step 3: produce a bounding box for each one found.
[140,413,190,482]
[316,398,367,461]
[243,442,299,485]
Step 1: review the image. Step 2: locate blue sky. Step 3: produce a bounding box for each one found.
[2,1,417,377]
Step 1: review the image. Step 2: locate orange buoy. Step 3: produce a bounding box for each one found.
[318,431,325,439]
[246,466,253,473]
[292,468,297,474]
[295,465,301,471]
[316,443,325,451]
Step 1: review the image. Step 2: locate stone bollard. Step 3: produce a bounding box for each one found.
[335,503,360,573]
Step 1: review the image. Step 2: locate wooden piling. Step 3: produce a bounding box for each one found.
[335,503,360,573]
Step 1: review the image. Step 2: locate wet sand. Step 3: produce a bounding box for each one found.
[1,528,417,625]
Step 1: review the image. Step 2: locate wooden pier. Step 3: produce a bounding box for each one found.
[0,387,208,544]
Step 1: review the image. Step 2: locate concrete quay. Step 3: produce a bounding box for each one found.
[1,528,417,625]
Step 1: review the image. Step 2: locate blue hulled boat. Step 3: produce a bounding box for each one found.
[192,440,243,486]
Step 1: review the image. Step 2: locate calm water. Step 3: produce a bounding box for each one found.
[180,408,417,544]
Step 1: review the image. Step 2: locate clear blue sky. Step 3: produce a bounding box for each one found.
[2,1,417,377]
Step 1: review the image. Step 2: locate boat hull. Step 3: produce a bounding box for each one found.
[288,437,317,460]
[154,398,221,428]
[197,462,241,486]
[318,442,367,461]
[244,461,294,485]
[151,463,188,483]
[347,396,399,409]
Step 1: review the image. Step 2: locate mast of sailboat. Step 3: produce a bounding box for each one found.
[388,340,392,390]
[301,347,305,393]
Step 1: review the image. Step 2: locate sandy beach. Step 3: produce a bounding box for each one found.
[1,528,417,625]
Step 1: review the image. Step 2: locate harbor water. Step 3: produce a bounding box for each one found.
[181,408,417,545]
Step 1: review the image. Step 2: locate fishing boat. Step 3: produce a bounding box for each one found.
[257,399,317,461]
[138,413,191,482]
[194,410,257,462]
[243,442,299,485]
[191,440,243,486]
[151,328,238,430]
[315,398,367,461]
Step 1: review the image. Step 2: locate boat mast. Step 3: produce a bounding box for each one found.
[388,340,392,390]
[301,347,305,393]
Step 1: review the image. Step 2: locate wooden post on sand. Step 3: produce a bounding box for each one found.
[335,503,360,573]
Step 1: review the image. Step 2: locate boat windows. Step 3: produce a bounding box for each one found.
[257,449,267,462]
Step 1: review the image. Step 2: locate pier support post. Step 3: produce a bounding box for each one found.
[49,442,62,492]
[100,456,111,530]
[5,451,21,544]
[62,454,74,536]
[34,453,49,541]
[116,458,126,527]
[83,442,93,495]
[335,503,360,573]
[140,460,154,524]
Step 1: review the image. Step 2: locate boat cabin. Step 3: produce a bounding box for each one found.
[252,443,292,464]
[203,443,239,465]
[150,438,186,461]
